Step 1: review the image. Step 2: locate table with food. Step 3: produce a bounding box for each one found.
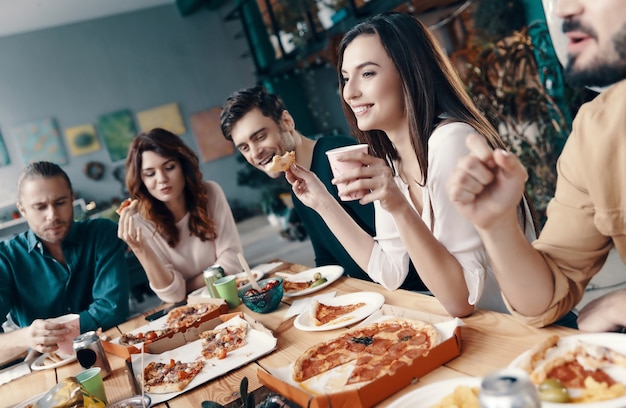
[2,259,625,408]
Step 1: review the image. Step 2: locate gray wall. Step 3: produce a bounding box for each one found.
[0,4,261,217]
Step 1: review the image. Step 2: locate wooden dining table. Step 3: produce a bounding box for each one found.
[1,261,578,407]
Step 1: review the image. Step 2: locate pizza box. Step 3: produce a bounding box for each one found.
[125,313,277,405]
[258,305,463,408]
[103,299,228,359]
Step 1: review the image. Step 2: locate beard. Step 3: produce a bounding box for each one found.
[563,19,626,87]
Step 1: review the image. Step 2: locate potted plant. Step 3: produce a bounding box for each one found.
[450,1,594,224]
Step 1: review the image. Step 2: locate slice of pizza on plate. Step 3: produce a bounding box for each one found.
[519,335,626,388]
[309,299,366,326]
[142,359,204,394]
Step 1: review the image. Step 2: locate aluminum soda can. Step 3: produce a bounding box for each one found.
[479,368,541,408]
[203,263,224,298]
[73,330,112,378]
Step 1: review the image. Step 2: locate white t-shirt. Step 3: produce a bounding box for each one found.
[367,122,536,312]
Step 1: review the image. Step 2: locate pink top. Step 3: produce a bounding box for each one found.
[133,181,243,302]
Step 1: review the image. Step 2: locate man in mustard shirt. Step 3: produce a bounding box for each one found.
[447,0,626,331]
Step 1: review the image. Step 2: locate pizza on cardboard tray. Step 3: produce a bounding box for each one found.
[293,318,439,385]
[120,303,220,346]
[200,323,248,360]
[142,359,205,394]
[519,334,626,398]
[310,299,366,326]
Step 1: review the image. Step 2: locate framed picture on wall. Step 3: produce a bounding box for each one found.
[64,124,101,156]
[97,109,137,162]
[11,117,67,164]
[136,102,186,135]
[190,107,235,162]
[0,131,9,166]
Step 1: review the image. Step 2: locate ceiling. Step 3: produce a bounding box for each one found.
[0,0,175,38]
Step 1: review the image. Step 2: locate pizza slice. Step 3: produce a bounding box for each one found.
[521,335,626,389]
[142,359,204,394]
[200,323,248,360]
[283,280,313,293]
[119,328,175,346]
[266,151,296,172]
[309,300,366,326]
[166,303,220,331]
[116,198,137,215]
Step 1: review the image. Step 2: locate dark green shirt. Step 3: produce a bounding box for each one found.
[0,218,129,332]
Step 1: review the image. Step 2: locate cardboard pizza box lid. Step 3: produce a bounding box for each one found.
[258,308,462,408]
[104,301,228,359]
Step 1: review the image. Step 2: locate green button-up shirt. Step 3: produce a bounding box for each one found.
[0,218,129,332]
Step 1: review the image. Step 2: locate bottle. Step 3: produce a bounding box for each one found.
[479,368,541,408]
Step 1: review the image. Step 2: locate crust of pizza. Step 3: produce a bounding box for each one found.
[142,360,204,394]
[166,303,220,330]
[283,280,313,292]
[267,151,296,172]
[521,335,626,388]
[309,300,366,326]
[293,318,440,385]
[200,323,248,360]
[116,198,136,215]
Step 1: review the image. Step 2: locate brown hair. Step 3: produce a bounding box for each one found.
[125,128,216,247]
[338,12,536,230]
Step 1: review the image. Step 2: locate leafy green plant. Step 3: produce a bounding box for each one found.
[451,22,581,224]
[201,377,254,408]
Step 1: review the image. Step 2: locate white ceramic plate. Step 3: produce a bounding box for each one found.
[294,292,385,331]
[387,377,481,408]
[508,333,626,408]
[30,352,76,371]
[282,265,344,298]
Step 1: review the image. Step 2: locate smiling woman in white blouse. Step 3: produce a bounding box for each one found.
[286,12,537,317]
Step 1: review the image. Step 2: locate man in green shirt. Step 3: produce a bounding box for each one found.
[0,161,129,362]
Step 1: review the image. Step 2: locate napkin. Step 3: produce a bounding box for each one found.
[284,291,337,318]
[0,361,30,385]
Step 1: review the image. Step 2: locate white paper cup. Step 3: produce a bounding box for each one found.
[326,144,369,201]
[48,313,80,356]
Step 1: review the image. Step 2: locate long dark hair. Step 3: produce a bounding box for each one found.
[125,128,217,247]
[337,12,536,230]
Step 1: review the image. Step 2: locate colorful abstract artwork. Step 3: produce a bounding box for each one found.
[11,117,67,164]
[97,110,137,162]
[190,107,235,162]
[137,102,186,135]
[0,131,9,166]
[65,124,101,156]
